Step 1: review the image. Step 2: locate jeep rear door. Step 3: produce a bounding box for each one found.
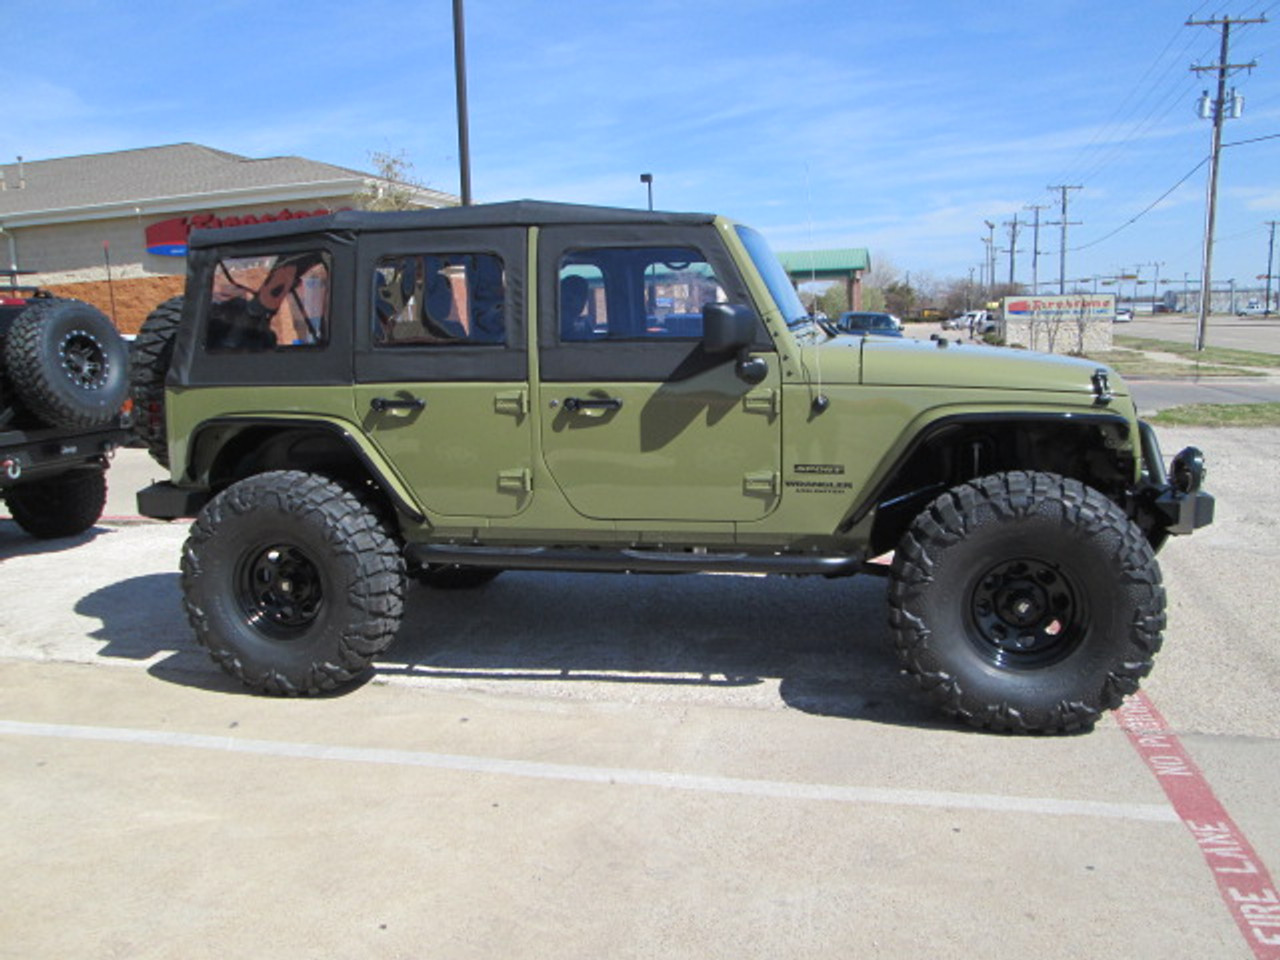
[535,227,781,522]
[353,228,533,519]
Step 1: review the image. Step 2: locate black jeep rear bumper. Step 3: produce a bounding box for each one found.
[137,481,210,521]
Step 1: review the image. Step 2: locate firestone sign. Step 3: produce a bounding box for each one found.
[145,207,337,257]
[1001,294,1116,355]
[1004,295,1116,322]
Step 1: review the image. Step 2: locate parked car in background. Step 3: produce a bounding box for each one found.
[1115,307,1134,323]
[834,311,903,337]
[943,309,997,336]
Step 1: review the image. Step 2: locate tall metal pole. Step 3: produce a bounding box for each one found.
[1188,12,1265,348]
[983,220,996,297]
[1047,185,1081,294]
[1025,203,1047,292]
[1265,220,1278,316]
[452,0,473,206]
[1005,213,1020,287]
[1194,21,1230,350]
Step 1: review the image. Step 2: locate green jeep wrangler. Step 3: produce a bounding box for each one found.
[135,201,1213,733]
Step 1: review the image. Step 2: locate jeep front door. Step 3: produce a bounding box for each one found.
[537,235,781,522]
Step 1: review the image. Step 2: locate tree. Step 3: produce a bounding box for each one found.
[353,151,430,211]
[883,281,916,318]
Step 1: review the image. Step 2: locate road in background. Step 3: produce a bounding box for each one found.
[1123,312,1280,355]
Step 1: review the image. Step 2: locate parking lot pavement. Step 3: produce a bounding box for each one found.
[1,427,1277,959]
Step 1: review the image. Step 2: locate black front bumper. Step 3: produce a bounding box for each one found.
[1138,422,1215,536]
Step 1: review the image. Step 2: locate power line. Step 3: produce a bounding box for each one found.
[1058,133,1278,255]
[1066,157,1208,253]
[1188,11,1268,350]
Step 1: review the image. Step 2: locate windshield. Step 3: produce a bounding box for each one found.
[734,225,813,335]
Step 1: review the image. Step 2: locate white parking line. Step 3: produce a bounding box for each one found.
[0,718,1178,823]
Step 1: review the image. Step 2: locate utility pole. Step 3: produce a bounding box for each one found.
[1148,261,1164,313]
[1003,214,1023,287]
[1025,203,1049,292]
[983,219,997,299]
[1188,12,1265,349]
[1046,185,1082,294]
[1265,220,1277,316]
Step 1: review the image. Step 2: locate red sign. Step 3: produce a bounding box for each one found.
[145,207,337,257]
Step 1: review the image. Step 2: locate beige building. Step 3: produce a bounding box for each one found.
[0,143,457,332]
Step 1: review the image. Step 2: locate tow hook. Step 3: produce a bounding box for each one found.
[2,458,20,481]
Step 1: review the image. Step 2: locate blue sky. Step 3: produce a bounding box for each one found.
[6,0,1279,297]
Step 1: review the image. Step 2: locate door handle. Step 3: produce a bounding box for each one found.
[370,396,426,413]
[563,396,623,413]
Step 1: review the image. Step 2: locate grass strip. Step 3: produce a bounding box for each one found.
[1114,335,1280,370]
[1146,402,1280,427]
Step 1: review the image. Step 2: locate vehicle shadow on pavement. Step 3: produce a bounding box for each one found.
[66,565,947,726]
[385,570,944,729]
[73,571,245,693]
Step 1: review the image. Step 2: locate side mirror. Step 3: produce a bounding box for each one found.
[702,303,757,355]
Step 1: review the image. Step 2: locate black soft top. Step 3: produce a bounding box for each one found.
[188,199,719,249]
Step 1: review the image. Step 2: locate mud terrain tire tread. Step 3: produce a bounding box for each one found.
[887,471,1166,735]
[3,467,108,539]
[3,299,128,429]
[180,470,406,696]
[129,296,184,468]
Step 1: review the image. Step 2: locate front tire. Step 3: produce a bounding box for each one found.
[181,471,406,695]
[887,472,1165,734]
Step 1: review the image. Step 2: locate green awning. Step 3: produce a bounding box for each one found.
[777,248,871,280]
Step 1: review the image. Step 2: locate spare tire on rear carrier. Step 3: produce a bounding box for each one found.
[129,296,184,468]
[2,299,129,429]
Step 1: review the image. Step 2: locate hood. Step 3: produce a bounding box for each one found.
[804,336,1126,401]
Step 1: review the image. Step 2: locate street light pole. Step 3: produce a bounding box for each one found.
[640,173,653,211]
[452,0,473,206]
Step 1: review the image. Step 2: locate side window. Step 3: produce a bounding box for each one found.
[207,253,329,351]
[373,253,505,347]
[559,247,725,342]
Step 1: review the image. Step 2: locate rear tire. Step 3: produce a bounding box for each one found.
[4,468,108,538]
[888,471,1165,734]
[181,471,406,695]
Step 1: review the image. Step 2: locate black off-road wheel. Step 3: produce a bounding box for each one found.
[3,467,108,539]
[181,470,407,695]
[129,296,184,468]
[4,300,129,429]
[887,471,1166,734]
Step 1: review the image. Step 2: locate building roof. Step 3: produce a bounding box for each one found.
[0,143,458,226]
[777,248,871,279]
